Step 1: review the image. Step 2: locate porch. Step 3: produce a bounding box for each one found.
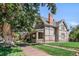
[27,29,45,43]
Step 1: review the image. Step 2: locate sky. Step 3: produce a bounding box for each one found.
[39,3,79,28]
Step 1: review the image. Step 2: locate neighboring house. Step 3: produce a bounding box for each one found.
[27,13,69,43]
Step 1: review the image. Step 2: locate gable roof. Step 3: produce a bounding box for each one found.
[41,17,57,27]
[57,20,69,31]
[33,17,69,31]
[41,17,69,30]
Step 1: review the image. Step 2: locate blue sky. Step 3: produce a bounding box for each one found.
[39,3,79,28]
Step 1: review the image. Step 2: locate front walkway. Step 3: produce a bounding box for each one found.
[21,46,51,56]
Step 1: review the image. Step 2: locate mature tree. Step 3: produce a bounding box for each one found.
[0,3,22,45]
[12,3,57,32]
[0,3,57,45]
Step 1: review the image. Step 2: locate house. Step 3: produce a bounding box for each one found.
[27,13,69,43]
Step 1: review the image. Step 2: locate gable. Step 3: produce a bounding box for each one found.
[59,21,68,31]
[33,17,69,31]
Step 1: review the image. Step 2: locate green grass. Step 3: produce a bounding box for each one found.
[0,46,24,56]
[48,42,79,49]
[33,45,75,56]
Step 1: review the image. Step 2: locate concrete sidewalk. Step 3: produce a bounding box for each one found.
[21,46,51,56]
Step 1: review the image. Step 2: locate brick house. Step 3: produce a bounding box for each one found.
[27,13,69,43]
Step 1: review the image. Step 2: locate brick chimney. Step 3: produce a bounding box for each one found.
[48,13,53,25]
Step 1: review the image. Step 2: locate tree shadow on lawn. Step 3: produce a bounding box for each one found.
[0,46,22,56]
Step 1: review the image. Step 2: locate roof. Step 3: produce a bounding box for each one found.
[33,17,69,31]
[57,20,69,31]
[41,17,57,27]
[41,17,69,30]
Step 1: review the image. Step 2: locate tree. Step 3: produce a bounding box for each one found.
[12,3,57,32]
[0,3,57,45]
[69,25,79,41]
[0,3,22,45]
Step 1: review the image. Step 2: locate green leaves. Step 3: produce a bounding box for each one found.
[41,3,56,14]
[69,25,79,41]
[47,3,56,14]
[0,3,57,32]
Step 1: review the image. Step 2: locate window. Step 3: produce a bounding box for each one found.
[38,32,44,39]
[60,23,65,31]
[61,33,65,39]
[32,33,36,39]
[61,25,64,30]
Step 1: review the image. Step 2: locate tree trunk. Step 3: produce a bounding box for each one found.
[2,22,14,46]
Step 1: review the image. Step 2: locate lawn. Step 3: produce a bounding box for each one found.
[48,42,79,49]
[0,46,24,56]
[33,45,75,56]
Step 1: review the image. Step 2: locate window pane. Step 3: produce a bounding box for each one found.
[61,33,65,39]
[38,32,44,39]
